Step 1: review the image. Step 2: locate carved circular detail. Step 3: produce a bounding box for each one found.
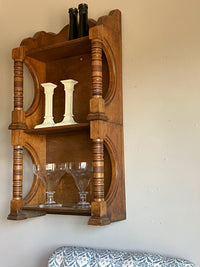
[102,40,117,105]
[23,143,41,205]
[24,58,41,118]
[104,136,119,206]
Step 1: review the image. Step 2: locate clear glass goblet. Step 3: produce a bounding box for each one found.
[67,162,93,208]
[33,163,66,208]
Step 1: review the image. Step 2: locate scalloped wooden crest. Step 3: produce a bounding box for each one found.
[20,19,97,53]
[97,9,121,26]
[19,10,120,53]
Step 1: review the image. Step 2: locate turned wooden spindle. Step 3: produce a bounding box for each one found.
[91,39,103,97]
[93,138,104,202]
[14,60,23,109]
[9,49,26,131]
[88,36,110,225]
[13,145,23,200]
[8,47,27,220]
[91,38,105,203]
[12,53,25,201]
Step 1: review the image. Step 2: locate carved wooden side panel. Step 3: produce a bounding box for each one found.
[99,10,126,222]
[89,10,126,224]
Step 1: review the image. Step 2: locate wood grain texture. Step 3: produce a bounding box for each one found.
[14,61,23,109]
[91,39,103,97]
[92,139,105,202]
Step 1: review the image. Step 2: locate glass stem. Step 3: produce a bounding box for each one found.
[46,191,56,204]
[79,191,88,203]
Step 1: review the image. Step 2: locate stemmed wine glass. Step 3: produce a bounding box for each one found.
[67,162,93,208]
[33,163,66,208]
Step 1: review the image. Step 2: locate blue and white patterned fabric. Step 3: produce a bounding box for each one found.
[48,246,195,267]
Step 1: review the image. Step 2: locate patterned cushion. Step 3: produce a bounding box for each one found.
[48,246,195,267]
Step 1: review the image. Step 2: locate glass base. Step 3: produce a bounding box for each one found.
[73,201,91,209]
[39,203,62,208]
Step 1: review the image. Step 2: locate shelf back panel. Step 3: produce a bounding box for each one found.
[46,131,111,205]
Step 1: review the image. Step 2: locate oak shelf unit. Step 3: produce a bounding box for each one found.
[8,9,126,225]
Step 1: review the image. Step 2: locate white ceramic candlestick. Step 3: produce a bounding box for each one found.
[56,79,78,126]
[35,82,57,128]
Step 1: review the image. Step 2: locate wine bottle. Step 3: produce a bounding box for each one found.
[78,3,89,38]
[68,8,78,40]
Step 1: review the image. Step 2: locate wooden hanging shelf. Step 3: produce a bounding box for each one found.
[8,9,126,225]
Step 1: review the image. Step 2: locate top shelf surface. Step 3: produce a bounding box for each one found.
[26,36,91,62]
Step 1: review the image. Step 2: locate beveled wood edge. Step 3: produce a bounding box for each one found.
[21,209,47,218]
[87,113,108,121]
[8,122,27,130]
[22,205,91,216]
[88,216,110,225]
[7,211,28,220]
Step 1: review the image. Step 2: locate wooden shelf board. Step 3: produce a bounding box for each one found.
[26,36,91,62]
[25,122,90,135]
[22,204,91,216]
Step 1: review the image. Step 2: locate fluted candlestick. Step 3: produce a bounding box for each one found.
[35,82,57,128]
[56,79,78,126]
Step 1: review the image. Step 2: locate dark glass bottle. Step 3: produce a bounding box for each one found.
[68,8,78,40]
[78,3,89,38]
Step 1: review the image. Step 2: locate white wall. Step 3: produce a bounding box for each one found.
[1,0,199,266]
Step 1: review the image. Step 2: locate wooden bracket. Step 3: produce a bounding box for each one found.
[7,199,27,220]
[88,201,110,225]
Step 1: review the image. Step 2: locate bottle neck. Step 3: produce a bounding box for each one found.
[68,11,78,40]
[78,11,89,37]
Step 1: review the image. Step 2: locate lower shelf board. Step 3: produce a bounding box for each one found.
[21,204,91,216]
[25,122,90,135]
